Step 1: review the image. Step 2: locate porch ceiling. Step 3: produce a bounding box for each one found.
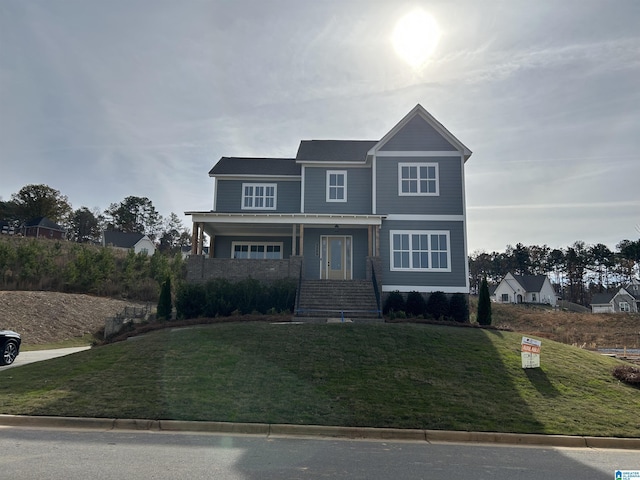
[186,212,385,237]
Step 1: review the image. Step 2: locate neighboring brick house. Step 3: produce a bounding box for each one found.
[185,104,472,316]
[102,231,156,256]
[21,217,66,240]
[492,272,557,306]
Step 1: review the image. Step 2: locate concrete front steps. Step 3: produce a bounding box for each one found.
[295,280,381,321]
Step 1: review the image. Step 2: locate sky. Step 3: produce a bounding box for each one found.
[1,0,638,254]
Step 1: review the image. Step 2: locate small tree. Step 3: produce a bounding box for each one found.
[477,277,492,325]
[449,293,469,323]
[157,276,172,321]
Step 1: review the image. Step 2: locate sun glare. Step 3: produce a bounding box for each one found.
[392,9,441,68]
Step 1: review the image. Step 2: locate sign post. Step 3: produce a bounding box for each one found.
[521,336,541,369]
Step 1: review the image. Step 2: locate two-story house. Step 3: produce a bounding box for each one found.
[185,104,472,316]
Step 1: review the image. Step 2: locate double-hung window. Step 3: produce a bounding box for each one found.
[398,163,438,196]
[242,183,276,210]
[390,231,450,272]
[326,170,347,202]
[620,301,630,312]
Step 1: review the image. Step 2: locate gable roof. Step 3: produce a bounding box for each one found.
[508,273,549,292]
[295,140,378,163]
[370,104,472,161]
[23,217,65,231]
[103,230,146,248]
[209,157,300,176]
[591,292,616,305]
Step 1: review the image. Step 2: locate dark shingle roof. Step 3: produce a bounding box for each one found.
[295,140,378,162]
[24,217,65,231]
[209,157,300,176]
[591,293,615,305]
[511,274,548,292]
[103,231,145,248]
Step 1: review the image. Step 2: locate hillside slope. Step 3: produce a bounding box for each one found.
[0,291,145,344]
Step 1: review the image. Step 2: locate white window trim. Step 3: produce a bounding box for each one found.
[231,241,284,259]
[326,170,347,203]
[398,162,439,196]
[241,183,277,210]
[389,230,451,272]
[620,301,630,312]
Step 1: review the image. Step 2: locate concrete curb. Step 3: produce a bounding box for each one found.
[0,415,638,450]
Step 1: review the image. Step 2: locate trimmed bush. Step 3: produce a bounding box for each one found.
[383,291,405,315]
[405,291,427,317]
[449,293,469,323]
[425,291,449,320]
[175,283,206,319]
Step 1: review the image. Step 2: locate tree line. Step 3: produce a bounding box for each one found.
[469,240,640,305]
[0,184,192,254]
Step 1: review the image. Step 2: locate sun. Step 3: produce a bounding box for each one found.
[392,9,441,68]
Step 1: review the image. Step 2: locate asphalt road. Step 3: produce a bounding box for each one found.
[0,346,90,371]
[0,427,637,479]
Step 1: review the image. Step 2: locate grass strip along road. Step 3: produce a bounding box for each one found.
[0,322,638,437]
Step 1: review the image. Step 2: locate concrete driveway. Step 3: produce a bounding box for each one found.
[0,346,91,371]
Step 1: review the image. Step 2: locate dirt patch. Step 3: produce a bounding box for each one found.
[0,291,147,345]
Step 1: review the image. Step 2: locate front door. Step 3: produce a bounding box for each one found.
[320,235,352,280]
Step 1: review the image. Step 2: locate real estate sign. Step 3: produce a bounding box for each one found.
[521,336,541,369]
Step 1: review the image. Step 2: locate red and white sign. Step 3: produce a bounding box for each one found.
[521,337,541,368]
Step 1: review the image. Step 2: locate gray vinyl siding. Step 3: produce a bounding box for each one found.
[213,235,294,259]
[303,167,372,214]
[380,115,458,151]
[375,156,464,215]
[215,179,301,213]
[379,220,467,289]
[302,227,369,280]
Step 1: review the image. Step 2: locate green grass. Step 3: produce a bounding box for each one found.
[1,322,639,437]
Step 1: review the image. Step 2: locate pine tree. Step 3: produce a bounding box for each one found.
[477,277,492,325]
[157,276,172,321]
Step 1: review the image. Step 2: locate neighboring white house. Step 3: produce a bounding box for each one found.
[102,230,156,256]
[591,279,640,313]
[492,272,557,306]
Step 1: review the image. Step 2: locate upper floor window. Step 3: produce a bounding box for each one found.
[390,230,450,272]
[398,163,439,196]
[326,170,347,202]
[620,301,630,312]
[242,183,276,210]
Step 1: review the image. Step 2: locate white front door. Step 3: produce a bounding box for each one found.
[320,236,352,280]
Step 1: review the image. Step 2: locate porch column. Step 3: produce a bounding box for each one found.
[299,224,304,256]
[292,224,297,256]
[197,223,204,255]
[375,225,380,256]
[209,235,214,258]
[368,226,373,257]
[191,223,198,255]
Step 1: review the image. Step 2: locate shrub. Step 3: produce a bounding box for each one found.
[425,291,449,320]
[612,365,640,387]
[449,293,469,323]
[175,283,206,319]
[383,291,405,315]
[405,291,427,317]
